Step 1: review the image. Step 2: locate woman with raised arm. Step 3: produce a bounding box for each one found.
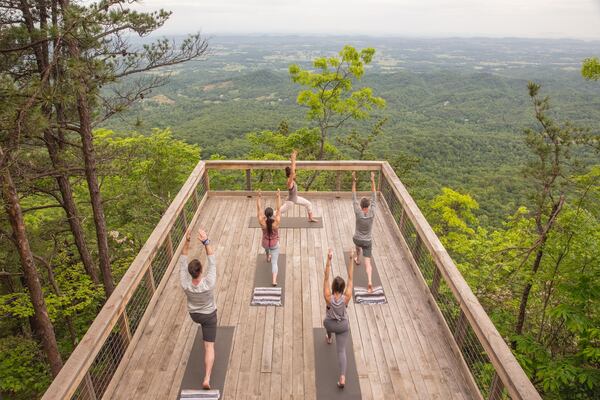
[279,149,317,222]
[179,228,217,390]
[322,248,355,389]
[256,189,281,286]
[351,170,377,292]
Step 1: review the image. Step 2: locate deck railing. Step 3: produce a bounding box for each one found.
[42,162,209,400]
[42,159,540,400]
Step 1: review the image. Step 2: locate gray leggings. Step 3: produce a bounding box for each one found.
[323,318,350,376]
[264,244,279,274]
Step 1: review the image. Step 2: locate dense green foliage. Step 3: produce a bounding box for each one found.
[1,32,599,398]
[0,130,199,399]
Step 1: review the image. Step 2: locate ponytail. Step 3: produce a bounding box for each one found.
[264,207,274,236]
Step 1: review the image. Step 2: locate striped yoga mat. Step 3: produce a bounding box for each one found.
[180,389,220,399]
[354,286,387,304]
[251,287,283,306]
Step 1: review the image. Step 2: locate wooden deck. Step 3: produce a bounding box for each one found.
[108,194,479,400]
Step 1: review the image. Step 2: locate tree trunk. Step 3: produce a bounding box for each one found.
[59,0,115,296]
[0,160,63,376]
[513,236,547,349]
[77,99,115,297]
[44,130,100,284]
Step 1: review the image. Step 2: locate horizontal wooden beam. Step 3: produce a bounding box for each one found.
[205,160,383,170]
[41,161,207,400]
[207,190,374,198]
[380,162,541,400]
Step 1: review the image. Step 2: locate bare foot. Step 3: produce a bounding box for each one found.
[202,381,211,390]
[367,283,373,294]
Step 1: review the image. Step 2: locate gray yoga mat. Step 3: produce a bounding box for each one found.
[344,251,382,288]
[313,328,361,399]
[248,217,323,229]
[254,253,287,288]
[251,254,286,306]
[178,326,234,398]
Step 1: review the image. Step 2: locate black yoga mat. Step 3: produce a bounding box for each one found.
[178,326,234,399]
[313,328,361,399]
[343,251,382,288]
[253,254,287,289]
[248,217,323,229]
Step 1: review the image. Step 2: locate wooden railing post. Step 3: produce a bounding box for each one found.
[192,184,199,208]
[413,235,423,265]
[181,209,188,230]
[245,169,252,191]
[454,310,468,350]
[488,373,504,400]
[431,267,441,299]
[118,312,132,346]
[166,233,174,259]
[398,207,405,233]
[83,372,97,400]
[204,170,211,192]
[146,267,156,294]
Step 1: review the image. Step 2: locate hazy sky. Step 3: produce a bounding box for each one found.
[134,0,600,39]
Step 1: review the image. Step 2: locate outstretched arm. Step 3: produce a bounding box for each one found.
[179,232,193,289]
[344,249,355,304]
[370,171,376,192]
[198,229,214,256]
[290,150,297,180]
[370,171,377,212]
[352,171,360,212]
[323,248,333,304]
[275,189,282,225]
[256,190,263,222]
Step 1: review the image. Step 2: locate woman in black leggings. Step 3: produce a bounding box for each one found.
[322,248,355,388]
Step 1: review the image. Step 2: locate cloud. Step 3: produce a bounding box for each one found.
[133,0,600,39]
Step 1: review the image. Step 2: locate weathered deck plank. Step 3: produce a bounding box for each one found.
[108,195,478,400]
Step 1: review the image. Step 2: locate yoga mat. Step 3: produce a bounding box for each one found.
[253,254,287,289]
[248,217,323,229]
[178,326,234,399]
[343,251,382,288]
[313,328,361,400]
[344,252,387,304]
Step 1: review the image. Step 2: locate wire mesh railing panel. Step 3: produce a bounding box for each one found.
[171,212,186,245]
[381,175,510,400]
[71,322,128,400]
[151,242,170,285]
[124,273,152,335]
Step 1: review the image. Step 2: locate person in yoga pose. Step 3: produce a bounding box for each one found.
[256,189,281,286]
[279,149,317,222]
[352,171,377,293]
[179,228,217,390]
[322,248,355,389]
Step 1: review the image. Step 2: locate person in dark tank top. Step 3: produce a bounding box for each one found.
[278,149,318,222]
[322,248,355,389]
[256,189,281,286]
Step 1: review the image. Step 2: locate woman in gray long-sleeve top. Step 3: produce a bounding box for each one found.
[179,228,217,390]
[352,171,377,292]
